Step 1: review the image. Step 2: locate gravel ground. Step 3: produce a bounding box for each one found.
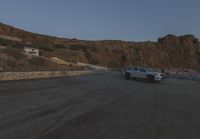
[0,73,200,139]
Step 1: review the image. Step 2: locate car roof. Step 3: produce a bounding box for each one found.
[131,66,146,69]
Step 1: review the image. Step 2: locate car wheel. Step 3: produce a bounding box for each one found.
[124,72,130,80]
[146,75,154,82]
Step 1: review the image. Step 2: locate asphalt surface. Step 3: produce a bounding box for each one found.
[0,73,200,139]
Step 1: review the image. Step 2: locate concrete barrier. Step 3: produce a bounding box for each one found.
[0,70,94,81]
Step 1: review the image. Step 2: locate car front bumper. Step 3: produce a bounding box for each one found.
[154,76,163,81]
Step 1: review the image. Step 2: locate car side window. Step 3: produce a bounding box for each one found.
[140,68,146,72]
[133,67,138,71]
[127,67,132,70]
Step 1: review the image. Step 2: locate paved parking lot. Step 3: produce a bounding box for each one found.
[0,73,200,139]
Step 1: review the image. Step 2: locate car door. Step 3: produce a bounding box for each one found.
[138,67,147,79]
[131,67,139,78]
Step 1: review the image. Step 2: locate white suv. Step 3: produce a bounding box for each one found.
[123,67,165,82]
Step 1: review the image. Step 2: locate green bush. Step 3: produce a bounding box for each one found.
[28,57,45,66]
[52,44,66,49]
[39,46,54,52]
[85,51,98,64]
[6,59,16,69]
[90,46,98,52]
[68,44,98,52]
[0,38,13,46]
[3,48,25,60]
[11,43,24,48]
[11,43,30,49]
[68,44,89,52]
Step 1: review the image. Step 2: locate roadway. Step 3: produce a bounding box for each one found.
[0,73,200,139]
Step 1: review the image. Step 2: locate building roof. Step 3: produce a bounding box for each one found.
[24,47,39,51]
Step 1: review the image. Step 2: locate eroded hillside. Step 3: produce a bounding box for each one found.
[0,22,200,71]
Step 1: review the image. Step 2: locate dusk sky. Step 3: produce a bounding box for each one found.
[0,0,200,41]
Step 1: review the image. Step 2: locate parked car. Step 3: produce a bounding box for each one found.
[122,67,166,82]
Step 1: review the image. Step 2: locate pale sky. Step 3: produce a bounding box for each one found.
[0,0,200,41]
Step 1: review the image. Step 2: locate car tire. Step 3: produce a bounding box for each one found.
[124,72,130,80]
[146,75,154,82]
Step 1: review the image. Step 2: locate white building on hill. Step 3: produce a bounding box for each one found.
[24,47,39,56]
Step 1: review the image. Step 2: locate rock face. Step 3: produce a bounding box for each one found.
[157,34,200,68]
[0,22,200,71]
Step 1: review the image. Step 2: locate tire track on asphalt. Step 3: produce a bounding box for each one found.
[38,83,151,139]
[35,85,112,138]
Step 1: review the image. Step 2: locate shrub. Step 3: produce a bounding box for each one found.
[68,44,89,52]
[90,46,98,52]
[6,59,16,69]
[0,38,13,46]
[28,57,45,66]
[32,42,53,52]
[11,43,30,49]
[39,46,54,52]
[85,51,98,64]
[3,48,25,60]
[52,44,66,49]
[11,43,24,48]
